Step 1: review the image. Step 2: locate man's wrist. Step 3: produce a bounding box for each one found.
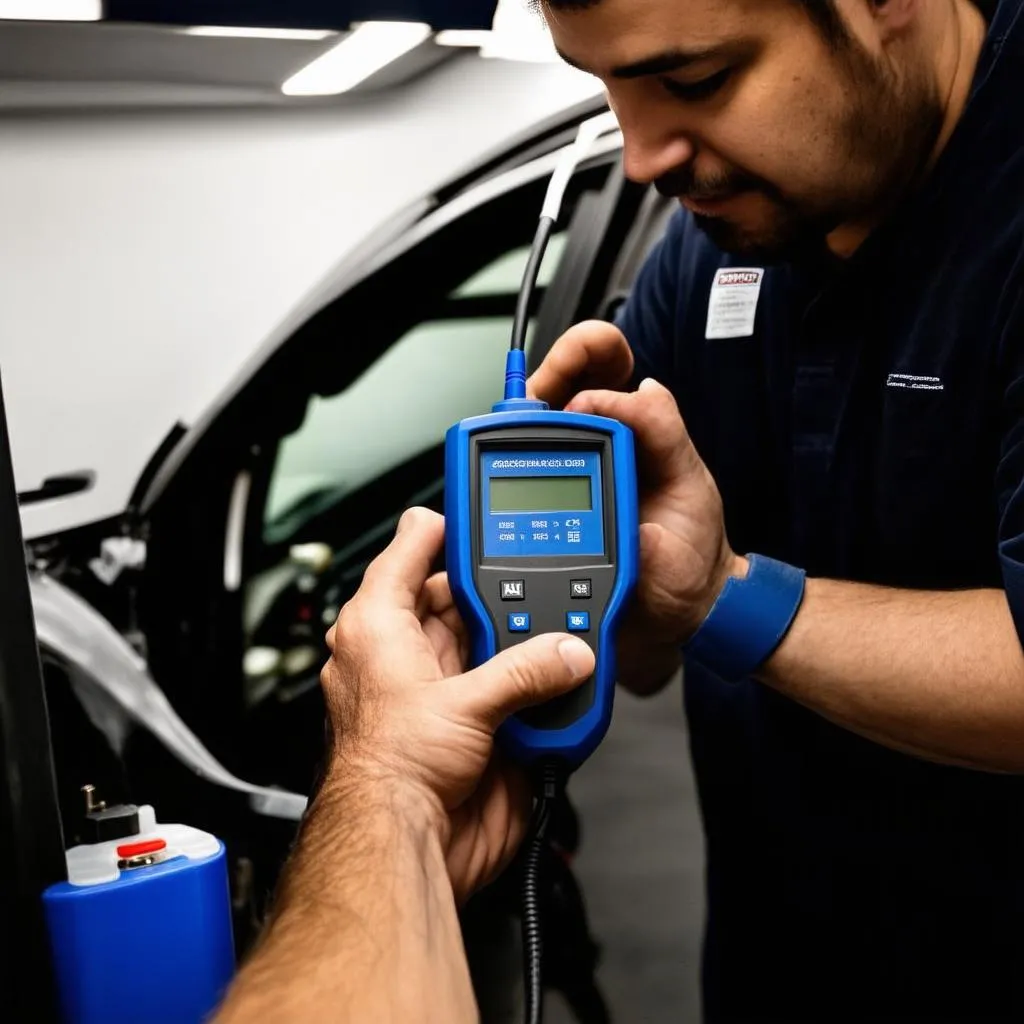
[684,554,806,683]
[690,553,751,636]
[313,761,451,849]
[722,553,751,594]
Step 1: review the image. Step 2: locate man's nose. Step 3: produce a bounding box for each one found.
[619,122,695,186]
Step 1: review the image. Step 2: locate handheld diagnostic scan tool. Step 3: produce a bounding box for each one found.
[445,112,639,773]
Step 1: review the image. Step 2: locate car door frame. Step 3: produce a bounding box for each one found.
[527,170,677,375]
[129,121,627,774]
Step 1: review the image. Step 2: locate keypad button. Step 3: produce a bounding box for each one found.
[570,579,592,599]
[501,580,525,601]
[566,611,590,633]
[508,612,531,633]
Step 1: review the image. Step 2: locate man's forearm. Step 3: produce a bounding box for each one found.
[215,780,477,1023]
[758,576,1024,772]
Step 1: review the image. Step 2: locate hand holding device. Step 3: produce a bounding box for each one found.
[538,324,805,692]
[321,507,594,904]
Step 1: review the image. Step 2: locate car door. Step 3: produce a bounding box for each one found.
[134,126,626,797]
[121,119,679,1013]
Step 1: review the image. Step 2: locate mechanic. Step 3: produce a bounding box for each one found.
[213,507,594,1023]
[527,0,1024,1021]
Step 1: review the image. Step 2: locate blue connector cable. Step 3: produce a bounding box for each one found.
[504,348,528,401]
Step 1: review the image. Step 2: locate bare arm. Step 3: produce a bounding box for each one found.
[553,373,1024,774]
[212,508,593,1022]
[760,577,1024,772]
[215,782,476,1024]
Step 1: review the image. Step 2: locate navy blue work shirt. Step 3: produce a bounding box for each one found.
[616,2,1024,1020]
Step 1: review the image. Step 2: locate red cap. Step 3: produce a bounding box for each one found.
[116,838,167,858]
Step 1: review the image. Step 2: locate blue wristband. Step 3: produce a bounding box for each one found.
[683,554,806,683]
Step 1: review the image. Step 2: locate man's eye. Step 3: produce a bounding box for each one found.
[662,68,732,102]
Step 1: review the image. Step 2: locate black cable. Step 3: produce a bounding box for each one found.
[522,758,564,1024]
[522,804,550,1024]
[511,216,556,353]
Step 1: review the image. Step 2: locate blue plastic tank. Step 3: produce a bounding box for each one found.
[43,805,235,1023]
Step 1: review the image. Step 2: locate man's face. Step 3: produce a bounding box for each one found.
[545,0,943,260]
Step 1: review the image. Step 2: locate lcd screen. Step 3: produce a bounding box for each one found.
[489,476,593,513]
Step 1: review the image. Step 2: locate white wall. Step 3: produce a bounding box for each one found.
[0,54,601,540]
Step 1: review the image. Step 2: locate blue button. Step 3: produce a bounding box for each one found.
[566,611,590,632]
[508,613,531,633]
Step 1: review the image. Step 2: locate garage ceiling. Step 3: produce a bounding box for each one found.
[0,21,354,103]
[0,0,504,109]
[105,0,494,30]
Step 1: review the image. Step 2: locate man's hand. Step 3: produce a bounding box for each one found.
[216,508,592,1024]
[320,506,595,902]
[527,320,635,408]
[569,379,745,637]
[529,323,745,695]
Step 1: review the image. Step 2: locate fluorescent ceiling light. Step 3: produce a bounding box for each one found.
[0,0,100,19]
[282,20,432,96]
[435,30,493,47]
[183,26,336,41]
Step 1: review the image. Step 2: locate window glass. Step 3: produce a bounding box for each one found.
[262,232,567,541]
[239,170,612,713]
[453,233,567,297]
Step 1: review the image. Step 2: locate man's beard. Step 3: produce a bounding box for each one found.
[656,40,945,263]
[690,202,838,265]
[683,180,839,264]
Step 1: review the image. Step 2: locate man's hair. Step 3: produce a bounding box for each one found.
[796,0,851,47]
[540,0,852,48]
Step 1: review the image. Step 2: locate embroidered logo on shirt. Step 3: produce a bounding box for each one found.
[705,267,765,340]
[886,373,945,391]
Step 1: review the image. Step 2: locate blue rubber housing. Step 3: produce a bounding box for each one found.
[43,845,235,1024]
[445,408,638,769]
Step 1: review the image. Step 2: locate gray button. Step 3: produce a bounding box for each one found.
[501,580,525,601]
[570,579,592,599]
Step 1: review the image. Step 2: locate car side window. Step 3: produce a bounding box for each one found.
[262,232,567,545]
[235,157,617,711]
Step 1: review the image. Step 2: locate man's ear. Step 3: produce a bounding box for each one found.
[865,0,919,38]
[836,0,919,47]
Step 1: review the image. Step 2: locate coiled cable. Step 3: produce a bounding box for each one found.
[522,759,564,1024]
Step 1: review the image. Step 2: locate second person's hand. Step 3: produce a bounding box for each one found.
[320,507,595,903]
